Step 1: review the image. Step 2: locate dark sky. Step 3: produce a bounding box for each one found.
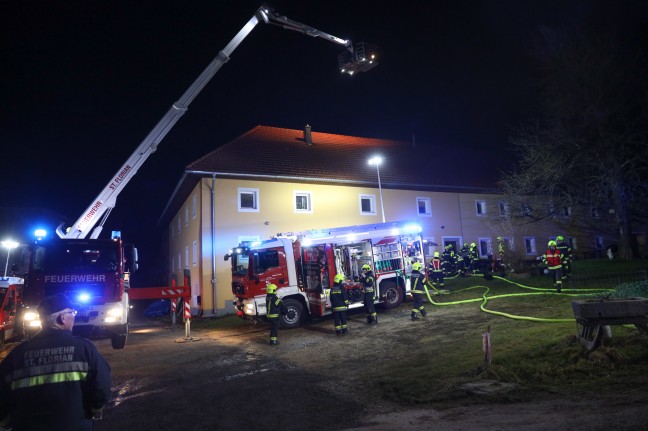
[2,1,647,278]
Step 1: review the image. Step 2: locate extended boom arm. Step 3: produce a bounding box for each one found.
[58,5,376,239]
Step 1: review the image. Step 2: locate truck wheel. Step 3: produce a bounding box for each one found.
[381,281,403,309]
[111,323,129,350]
[280,299,303,329]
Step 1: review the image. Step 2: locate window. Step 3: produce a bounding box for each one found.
[238,188,260,212]
[563,206,572,217]
[192,240,198,266]
[359,194,376,216]
[479,238,493,258]
[177,253,181,272]
[443,237,461,252]
[498,202,508,217]
[423,237,437,256]
[476,200,487,216]
[595,236,604,250]
[568,237,577,250]
[253,249,280,275]
[591,207,601,218]
[177,217,181,234]
[192,194,197,219]
[294,191,312,213]
[524,237,537,255]
[417,197,432,217]
[185,246,189,269]
[498,236,514,254]
[184,206,189,226]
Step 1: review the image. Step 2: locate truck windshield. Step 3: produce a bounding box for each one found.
[32,243,120,274]
[232,252,250,276]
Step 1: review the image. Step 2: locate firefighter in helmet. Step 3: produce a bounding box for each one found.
[330,273,350,335]
[360,264,378,324]
[468,242,480,274]
[428,251,444,288]
[409,261,428,320]
[555,235,572,280]
[266,283,286,345]
[542,241,563,293]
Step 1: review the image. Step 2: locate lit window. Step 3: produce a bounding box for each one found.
[191,194,197,219]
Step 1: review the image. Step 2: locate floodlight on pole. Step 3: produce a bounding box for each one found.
[368,156,386,223]
[1,240,19,278]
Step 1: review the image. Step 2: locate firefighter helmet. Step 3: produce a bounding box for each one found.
[471,242,476,248]
[433,251,440,257]
[412,262,423,271]
[361,264,371,271]
[266,283,277,294]
[334,273,345,283]
[548,240,557,247]
[556,235,564,242]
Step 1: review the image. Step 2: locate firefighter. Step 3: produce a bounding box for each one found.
[555,235,573,280]
[468,242,480,274]
[542,241,563,292]
[266,283,287,345]
[0,294,111,431]
[458,243,470,276]
[360,264,378,324]
[330,273,350,335]
[409,261,427,320]
[428,251,444,288]
[441,245,457,276]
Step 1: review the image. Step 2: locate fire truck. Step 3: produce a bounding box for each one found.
[0,277,24,346]
[227,220,427,328]
[17,5,375,349]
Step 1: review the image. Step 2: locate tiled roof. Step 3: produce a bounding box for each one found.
[159,125,507,225]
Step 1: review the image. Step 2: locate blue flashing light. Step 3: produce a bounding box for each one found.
[111,231,122,239]
[404,224,422,234]
[77,292,91,303]
[34,229,48,240]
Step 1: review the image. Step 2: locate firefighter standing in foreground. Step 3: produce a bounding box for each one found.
[266,284,287,345]
[330,273,350,335]
[0,293,111,431]
[360,264,378,324]
[409,261,428,320]
[542,240,563,292]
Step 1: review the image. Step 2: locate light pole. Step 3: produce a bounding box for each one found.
[368,156,386,223]
[1,240,19,278]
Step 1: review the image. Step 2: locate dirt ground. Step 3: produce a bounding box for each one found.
[2,302,647,431]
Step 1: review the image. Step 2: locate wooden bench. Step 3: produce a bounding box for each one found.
[572,298,648,351]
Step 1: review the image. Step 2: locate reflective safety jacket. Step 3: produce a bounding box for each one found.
[266,293,286,318]
[428,258,443,272]
[556,242,572,262]
[543,248,563,269]
[330,282,350,311]
[410,270,426,294]
[0,328,111,431]
[360,271,375,300]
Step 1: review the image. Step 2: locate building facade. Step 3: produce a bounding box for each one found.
[159,126,617,316]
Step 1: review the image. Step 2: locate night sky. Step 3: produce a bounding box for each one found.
[2,1,647,280]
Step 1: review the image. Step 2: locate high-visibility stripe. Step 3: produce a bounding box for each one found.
[10,361,89,380]
[11,371,88,390]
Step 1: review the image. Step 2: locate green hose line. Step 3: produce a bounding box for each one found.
[421,275,614,323]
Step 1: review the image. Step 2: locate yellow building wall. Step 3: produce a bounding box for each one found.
[167,177,614,316]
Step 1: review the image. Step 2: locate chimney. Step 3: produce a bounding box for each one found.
[304,124,313,145]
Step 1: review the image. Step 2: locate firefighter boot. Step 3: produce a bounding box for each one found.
[270,339,279,346]
[366,315,372,324]
[336,330,342,336]
[372,315,378,325]
[342,328,348,335]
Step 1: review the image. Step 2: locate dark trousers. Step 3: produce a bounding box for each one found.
[411,292,427,318]
[431,272,444,287]
[549,268,563,291]
[269,317,280,342]
[333,310,348,334]
[363,294,377,322]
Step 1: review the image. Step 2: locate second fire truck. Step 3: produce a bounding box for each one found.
[227,220,427,328]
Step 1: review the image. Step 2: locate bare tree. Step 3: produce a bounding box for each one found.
[499,26,648,260]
